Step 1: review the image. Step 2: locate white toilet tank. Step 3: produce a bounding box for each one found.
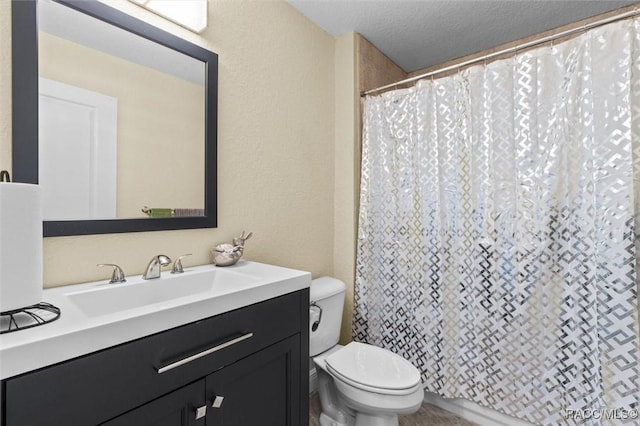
[309,277,345,357]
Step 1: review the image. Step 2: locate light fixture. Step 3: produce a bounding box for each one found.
[129,0,208,33]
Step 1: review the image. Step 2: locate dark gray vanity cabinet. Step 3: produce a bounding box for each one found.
[0,290,309,426]
[104,336,301,426]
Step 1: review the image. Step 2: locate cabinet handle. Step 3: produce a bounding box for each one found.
[195,405,207,420]
[157,332,254,374]
[212,395,225,408]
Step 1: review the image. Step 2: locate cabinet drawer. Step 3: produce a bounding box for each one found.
[4,291,302,426]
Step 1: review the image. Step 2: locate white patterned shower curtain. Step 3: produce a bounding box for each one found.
[354,18,640,426]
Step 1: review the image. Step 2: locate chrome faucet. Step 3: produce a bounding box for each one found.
[143,255,172,280]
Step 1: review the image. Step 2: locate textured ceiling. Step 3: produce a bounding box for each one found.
[287,0,639,72]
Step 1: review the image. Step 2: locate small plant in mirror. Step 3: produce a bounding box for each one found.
[212,231,253,266]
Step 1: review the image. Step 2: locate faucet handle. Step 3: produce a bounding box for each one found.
[97,264,127,284]
[171,253,192,274]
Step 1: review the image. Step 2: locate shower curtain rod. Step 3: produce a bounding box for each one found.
[362,6,640,97]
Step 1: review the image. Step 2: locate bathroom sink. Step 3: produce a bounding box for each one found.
[0,260,311,381]
[66,268,259,317]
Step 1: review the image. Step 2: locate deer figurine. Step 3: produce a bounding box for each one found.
[212,231,253,266]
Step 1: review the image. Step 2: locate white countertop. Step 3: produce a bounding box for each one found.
[0,261,311,380]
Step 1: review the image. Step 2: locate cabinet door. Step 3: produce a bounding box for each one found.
[205,336,301,426]
[103,380,206,426]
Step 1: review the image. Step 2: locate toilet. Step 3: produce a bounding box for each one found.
[309,277,424,426]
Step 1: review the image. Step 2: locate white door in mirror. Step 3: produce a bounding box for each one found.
[39,78,117,220]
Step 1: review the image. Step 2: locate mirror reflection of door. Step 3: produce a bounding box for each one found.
[39,78,117,220]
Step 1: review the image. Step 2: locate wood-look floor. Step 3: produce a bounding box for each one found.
[309,392,478,426]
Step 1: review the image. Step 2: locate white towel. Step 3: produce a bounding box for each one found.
[0,183,43,312]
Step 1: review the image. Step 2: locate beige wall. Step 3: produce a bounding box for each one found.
[1,0,336,288]
[39,32,205,218]
[334,33,358,344]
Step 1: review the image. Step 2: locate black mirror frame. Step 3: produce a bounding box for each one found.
[11,0,217,236]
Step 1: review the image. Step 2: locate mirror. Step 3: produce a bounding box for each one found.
[11,0,218,236]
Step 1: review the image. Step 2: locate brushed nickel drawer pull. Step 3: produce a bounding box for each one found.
[157,332,254,374]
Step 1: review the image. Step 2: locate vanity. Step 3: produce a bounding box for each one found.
[0,261,311,425]
[5,1,312,422]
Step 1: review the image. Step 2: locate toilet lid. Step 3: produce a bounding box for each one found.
[325,342,421,392]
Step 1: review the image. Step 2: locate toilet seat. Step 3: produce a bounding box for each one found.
[324,342,422,396]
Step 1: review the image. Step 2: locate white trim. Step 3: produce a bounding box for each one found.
[424,392,537,426]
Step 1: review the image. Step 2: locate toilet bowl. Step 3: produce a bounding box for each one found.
[310,277,424,426]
